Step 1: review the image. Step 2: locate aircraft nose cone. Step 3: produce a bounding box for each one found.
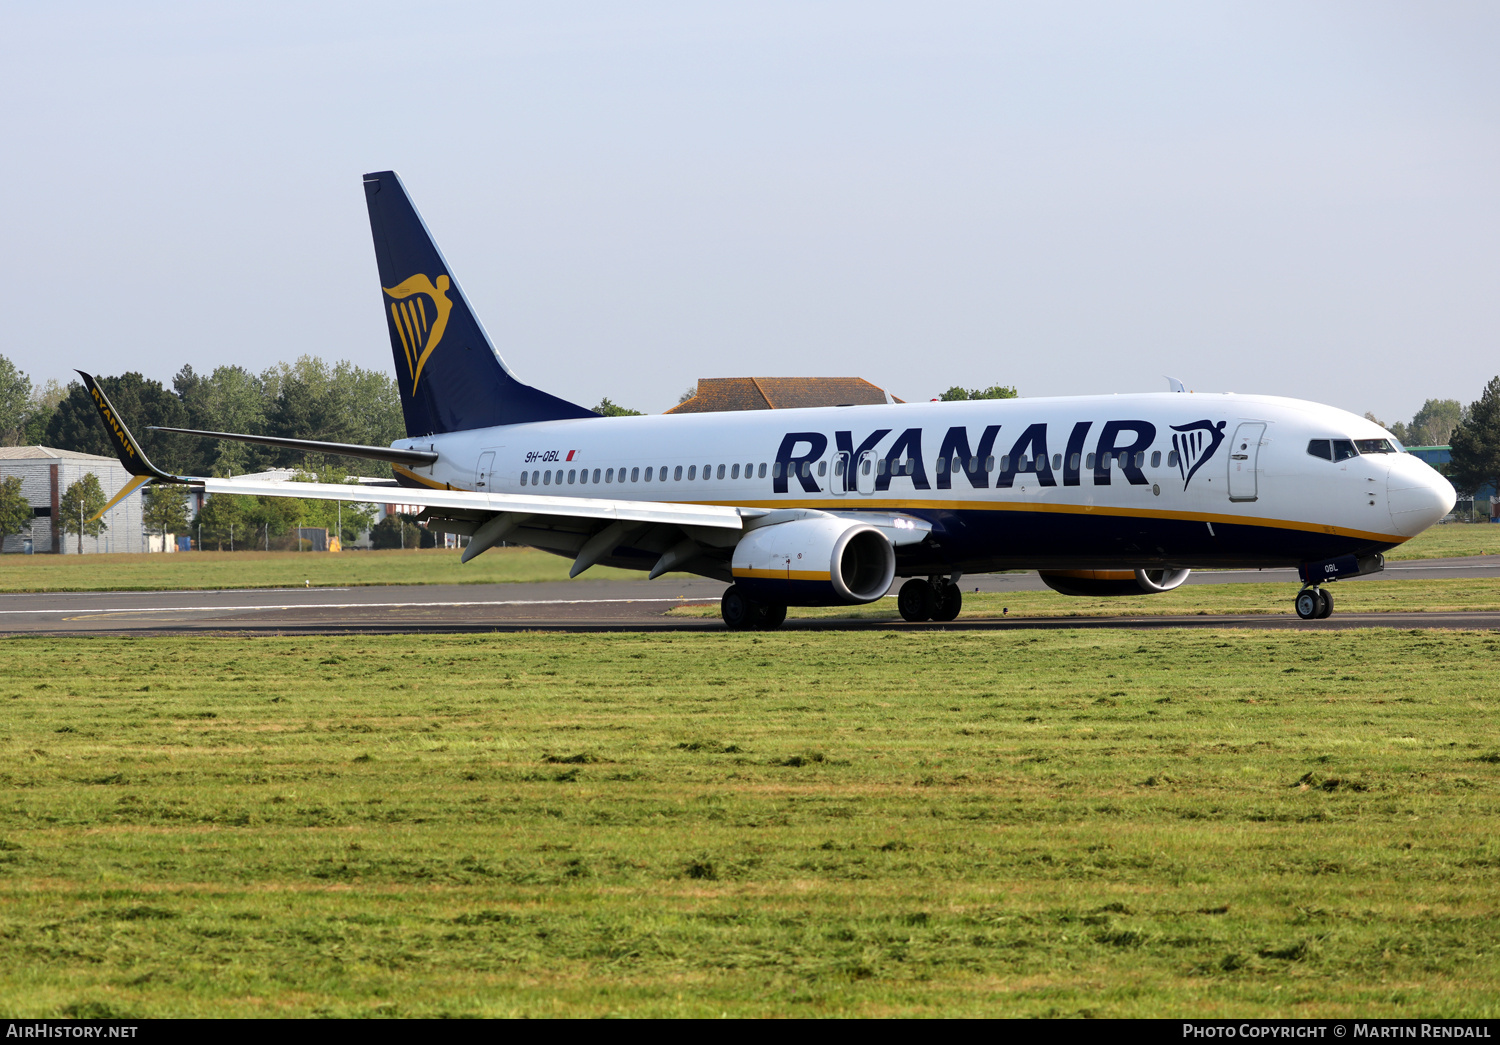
[1388,456,1457,537]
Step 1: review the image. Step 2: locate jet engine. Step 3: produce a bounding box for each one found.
[731,516,896,606]
[1038,568,1192,597]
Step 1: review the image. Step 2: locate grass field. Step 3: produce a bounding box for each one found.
[3,629,1499,1017]
[0,520,1493,594]
[669,578,1500,621]
[0,546,679,593]
[1386,522,1499,561]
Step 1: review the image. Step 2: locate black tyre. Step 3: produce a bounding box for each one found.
[758,603,788,630]
[932,583,963,622]
[898,578,937,622]
[1294,588,1320,620]
[721,585,756,630]
[1316,587,1334,619]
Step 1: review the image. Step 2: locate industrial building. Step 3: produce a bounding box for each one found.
[0,447,149,554]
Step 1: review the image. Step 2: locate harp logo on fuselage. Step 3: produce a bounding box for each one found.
[1170,420,1227,489]
[383,273,454,394]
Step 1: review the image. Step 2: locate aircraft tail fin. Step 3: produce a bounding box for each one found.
[362,171,597,436]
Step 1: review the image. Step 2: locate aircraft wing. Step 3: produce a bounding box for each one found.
[201,476,751,531]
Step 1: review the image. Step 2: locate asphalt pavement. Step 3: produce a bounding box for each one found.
[1,556,1495,636]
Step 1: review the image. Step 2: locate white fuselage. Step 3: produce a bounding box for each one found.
[390,392,1454,573]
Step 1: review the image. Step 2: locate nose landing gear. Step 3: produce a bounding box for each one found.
[1294,586,1334,620]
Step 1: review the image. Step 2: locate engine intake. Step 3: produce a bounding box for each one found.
[1038,568,1191,597]
[731,517,896,605]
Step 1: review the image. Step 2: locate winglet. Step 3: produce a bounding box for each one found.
[75,371,191,485]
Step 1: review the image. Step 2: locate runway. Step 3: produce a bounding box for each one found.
[1,556,1496,636]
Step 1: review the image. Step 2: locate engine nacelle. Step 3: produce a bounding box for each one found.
[1038,568,1192,597]
[731,517,896,606]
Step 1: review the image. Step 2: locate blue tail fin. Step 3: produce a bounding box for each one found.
[362,170,596,436]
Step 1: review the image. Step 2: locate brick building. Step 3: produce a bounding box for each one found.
[665,377,902,414]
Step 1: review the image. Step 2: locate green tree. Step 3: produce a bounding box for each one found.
[0,354,32,446]
[142,485,191,542]
[262,357,403,475]
[178,364,269,476]
[22,379,66,445]
[370,513,422,550]
[1408,398,1465,447]
[938,384,1019,402]
[194,493,247,550]
[44,373,191,465]
[0,475,31,540]
[58,473,108,553]
[1448,377,1500,501]
[594,397,644,417]
[677,384,698,405]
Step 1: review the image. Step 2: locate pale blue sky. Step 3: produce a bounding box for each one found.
[2,2,1496,421]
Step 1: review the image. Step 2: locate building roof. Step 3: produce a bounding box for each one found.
[0,446,118,463]
[665,377,903,414]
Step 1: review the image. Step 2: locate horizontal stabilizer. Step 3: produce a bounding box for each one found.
[147,426,439,467]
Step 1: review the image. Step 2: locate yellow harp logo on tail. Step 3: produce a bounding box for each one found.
[382,273,454,394]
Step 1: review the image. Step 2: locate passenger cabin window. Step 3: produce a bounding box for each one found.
[719,464,728,479]
[605,468,614,483]
[1332,440,1357,462]
[674,465,683,481]
[1086,453,1096,470]
[688,465,697,480]
[1150,451,1161,468]
[593,469,601,483]
[1307,439,1332,461]
[1166,451,1177,468]
[759,463,767,478]
[731,463,740,479]
[520,471,528,486]
[630,467,640,482]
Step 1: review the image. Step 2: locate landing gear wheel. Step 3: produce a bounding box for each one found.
[759,603,788,630]
[898,579,937,622]
[1316,587,1334,619]
[1295,588,1321,620]
[932,583,963,622]
[721,585,758,630]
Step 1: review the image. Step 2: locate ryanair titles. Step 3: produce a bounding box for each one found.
[773,419,1227,494]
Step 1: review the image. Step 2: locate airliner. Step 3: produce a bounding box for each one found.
[82,171,1456,628]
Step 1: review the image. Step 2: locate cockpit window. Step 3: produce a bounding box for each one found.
[1307,439,1332,461]
[1332,440,1357,462]
[1356,439,1397,454]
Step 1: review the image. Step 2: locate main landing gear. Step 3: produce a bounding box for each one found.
[720,585,788,631]
[1294,586,1334,620]
[897,577,963,623]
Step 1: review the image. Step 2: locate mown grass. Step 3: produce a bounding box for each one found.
[2,630,1499,1017]
[1387,522,1499,561]
[0,546,685,593]
[668,578,1500,621]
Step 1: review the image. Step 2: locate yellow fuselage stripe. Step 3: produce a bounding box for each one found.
[732,568,831,581]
